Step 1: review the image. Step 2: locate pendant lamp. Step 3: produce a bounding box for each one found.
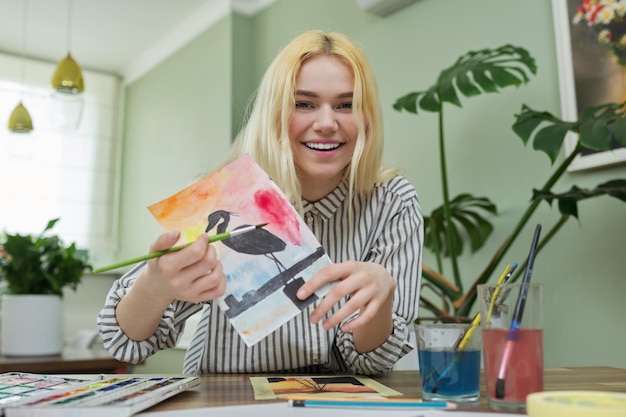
[52,0,84,94]
[8,102,33,133]
[51,53,84,94]
[7,0,34,133]
[50,0,84,130]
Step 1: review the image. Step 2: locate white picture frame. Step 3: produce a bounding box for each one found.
[551,0,626,171]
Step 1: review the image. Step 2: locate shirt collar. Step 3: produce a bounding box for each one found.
[302,180,349,220]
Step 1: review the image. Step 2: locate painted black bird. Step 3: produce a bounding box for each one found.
[205,210,287,273]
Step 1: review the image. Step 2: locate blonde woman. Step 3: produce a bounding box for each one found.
[98,30,423,375]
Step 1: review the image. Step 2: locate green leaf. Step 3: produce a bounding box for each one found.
[511,102,626,164]
[456,71,482,97]
[533,123,571,163]
[489,66,524,88]
[558,198,578,217]
[455,211,494,252]
[419,89,441,112]
[392,92,419,114]
[425,217,443,254]
[471,69,498,93]
[512,105,560,146]
[43,218,60,234]
[613,118,626,146]
[0,219,91,297]
[393,44,536,115]
[600,179,626,201]
[532,179,626,217]
[579,102,626,149]
[423,194,498,257]
[579,119,612,151]
[439,76,462,107]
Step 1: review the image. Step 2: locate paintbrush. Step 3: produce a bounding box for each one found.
[495,224,541,399]
[429,263,518,394]
[92,223,267,273]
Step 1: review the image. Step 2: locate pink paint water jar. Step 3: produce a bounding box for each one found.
[477,282,543,413]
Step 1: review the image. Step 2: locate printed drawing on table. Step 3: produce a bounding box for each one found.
[148,154,333,347]
[249,375,403,400]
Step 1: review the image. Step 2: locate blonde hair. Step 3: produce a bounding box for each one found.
[227,30,397,213]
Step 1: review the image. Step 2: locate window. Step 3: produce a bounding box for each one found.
[0,53,122,265]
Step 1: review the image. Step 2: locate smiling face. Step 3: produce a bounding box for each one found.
[288,55,359,202]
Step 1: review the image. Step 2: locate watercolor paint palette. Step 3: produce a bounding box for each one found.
[2,374,199,417]
[0,373,86,415]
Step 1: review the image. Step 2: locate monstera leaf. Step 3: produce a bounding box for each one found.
[393,45,537,114]
[533,180,626,218]
[513,102,626,163]
[424,194,497,257]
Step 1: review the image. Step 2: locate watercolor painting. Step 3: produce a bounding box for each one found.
[148,154,333,346]
[552,0,626,170]
[249,375,402,400]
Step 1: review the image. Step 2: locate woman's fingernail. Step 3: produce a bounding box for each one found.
[297,289,306,299]
[167,231,179,239]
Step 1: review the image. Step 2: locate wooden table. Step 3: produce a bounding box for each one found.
[0,347,133,374]
[143,366,626,413]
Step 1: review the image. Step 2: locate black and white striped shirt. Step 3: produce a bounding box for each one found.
[97,174,423,375]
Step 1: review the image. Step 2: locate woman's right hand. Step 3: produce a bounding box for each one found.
[142,231,227,305]
[116,231,226,341]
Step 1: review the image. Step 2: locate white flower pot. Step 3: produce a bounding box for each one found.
[1,294,64,356]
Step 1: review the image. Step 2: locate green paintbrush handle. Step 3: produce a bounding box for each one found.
[91,230,241,274]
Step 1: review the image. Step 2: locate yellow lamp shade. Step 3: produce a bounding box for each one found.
[51,53,84,94]
[7,101,34,133]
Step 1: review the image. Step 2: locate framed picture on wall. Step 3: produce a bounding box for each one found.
[552,0,626,171]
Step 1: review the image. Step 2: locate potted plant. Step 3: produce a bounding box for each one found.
[393,44,626,322]
[0,218,91,356]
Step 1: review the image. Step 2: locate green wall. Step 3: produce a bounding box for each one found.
[118,0,626,372]
[231,13,256,138]
[118,17,234,257]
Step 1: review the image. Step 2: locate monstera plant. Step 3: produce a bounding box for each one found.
[393,45,626,321]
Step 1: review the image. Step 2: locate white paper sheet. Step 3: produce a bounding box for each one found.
[138,402,526,417]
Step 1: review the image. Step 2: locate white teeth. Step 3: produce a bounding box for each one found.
[305,142,340,150]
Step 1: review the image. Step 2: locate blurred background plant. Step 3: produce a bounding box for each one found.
[0,218,91,297]
[393,44,626,322]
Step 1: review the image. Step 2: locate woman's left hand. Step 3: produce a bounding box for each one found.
[296,261,396,332]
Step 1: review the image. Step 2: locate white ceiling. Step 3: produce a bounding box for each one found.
[0,0,276,83]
